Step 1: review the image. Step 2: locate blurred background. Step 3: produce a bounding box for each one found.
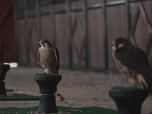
[1,0,152,72]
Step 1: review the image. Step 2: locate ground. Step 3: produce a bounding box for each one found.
[1,67,152,113]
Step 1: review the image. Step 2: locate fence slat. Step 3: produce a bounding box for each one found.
[66,0,73,68]
[14,0,20,64]
[125,0,131,41]
[24,0,30,64]
[102,0,108,71]
[36,0,41,41]
[82,0,89,68]
[151,0,152,26]
[50,2,56,46]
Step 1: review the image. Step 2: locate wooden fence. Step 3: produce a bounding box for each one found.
[14,0,152,71]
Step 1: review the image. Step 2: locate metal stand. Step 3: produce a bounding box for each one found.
[0,64,10,95]
[34,74,62,113]
[109,87,148,114]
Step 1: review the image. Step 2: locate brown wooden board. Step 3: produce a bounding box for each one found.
[0,0,16,62]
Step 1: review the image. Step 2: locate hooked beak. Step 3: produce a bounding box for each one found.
[38,40,44,47]
[110,41,115,47]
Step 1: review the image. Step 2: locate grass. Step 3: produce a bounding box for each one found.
[5,88,14,92]
[111,86,140,90]
[0,93,39,101]
[0,106,117,114]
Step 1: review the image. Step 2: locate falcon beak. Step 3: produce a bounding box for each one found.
[111,41,115,47]
[38,40,44,47]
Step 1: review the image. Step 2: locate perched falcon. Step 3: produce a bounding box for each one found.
[37,39,59,74]
[111,37,152,94]
[0,41,3,74]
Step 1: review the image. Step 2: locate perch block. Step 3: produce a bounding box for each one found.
[109,86,148,114]
[34,73,62,113]
[0,64,10,95]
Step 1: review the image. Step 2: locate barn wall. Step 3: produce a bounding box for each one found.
[0,0,16,62]
[14,0,152,71]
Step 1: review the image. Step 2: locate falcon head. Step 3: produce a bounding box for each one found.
[38,39,52,48]
[111,37,128,51]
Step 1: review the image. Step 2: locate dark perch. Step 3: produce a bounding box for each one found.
[34,73,62,113]
[109,87,148,114]
[0,64,10,95]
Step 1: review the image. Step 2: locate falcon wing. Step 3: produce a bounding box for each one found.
[115,44,151,73]
[54,48,60,73]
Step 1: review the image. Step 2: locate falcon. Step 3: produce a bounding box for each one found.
[37,39,59,74]
[111,37,152,94]
[0,41,3,74]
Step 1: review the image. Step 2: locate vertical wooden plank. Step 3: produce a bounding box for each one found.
[151,0,152,33]
[102,0,108,71]
[50,2,56,46]
[36,0,41,41]
[24,0,30,64]
[145,34,152,55]
[82,0,89,68]
[147,0,152,56]
[139,2,152,34]
[131,5,140,38]
[66,0,73,68]
[13,0,19,64]
[125,0,131,41]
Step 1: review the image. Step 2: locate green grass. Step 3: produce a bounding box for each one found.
[0,106,38,114]
[5,88,14,92]
[58,106,117,114]
[0,106,117,114]
[111,86,140,90]
[0,93,39,101]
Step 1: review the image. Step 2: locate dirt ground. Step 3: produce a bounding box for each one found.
[1,67,152,114]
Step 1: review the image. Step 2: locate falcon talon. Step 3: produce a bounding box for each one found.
[136,84,145,90]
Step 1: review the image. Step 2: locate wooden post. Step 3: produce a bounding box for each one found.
[151,0,152,28]
[13,0,20,64]
[131,5,140,42]
[36,0,41,41]
[50,2,56,46]
[66,0,73,68]
[102,0,108,71]
[24,0,30,64]
[125,0,131,41]
[82,0,89,68]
